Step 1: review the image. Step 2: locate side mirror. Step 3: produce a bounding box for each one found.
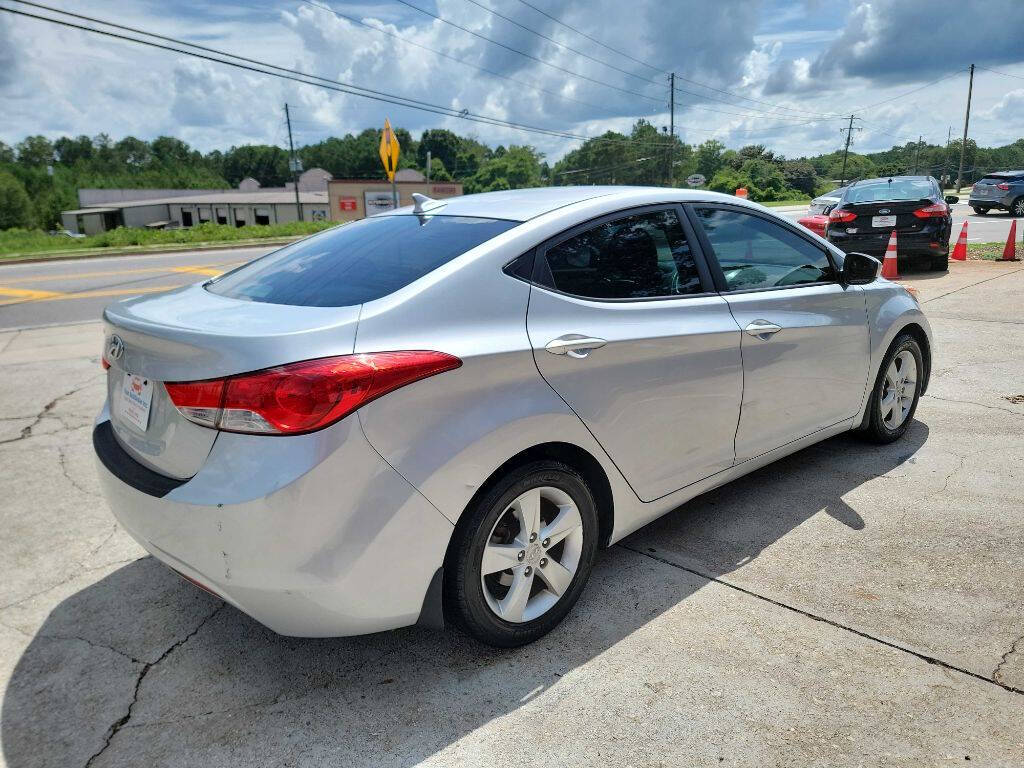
[842,252,881,285]
[945,195,959,204]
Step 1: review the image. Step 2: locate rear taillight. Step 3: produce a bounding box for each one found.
[912,203,949,218]
[101,356,110,370]
[997,182,1010,191]
[164,351,461,435]
[829,209,856,223]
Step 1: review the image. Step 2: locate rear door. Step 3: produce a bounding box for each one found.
[687,204,869,461]
[526,205,744,502]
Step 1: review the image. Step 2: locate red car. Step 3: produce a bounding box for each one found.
[797,187,846,237]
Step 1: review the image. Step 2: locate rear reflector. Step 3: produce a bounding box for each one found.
[165,351,461,435]
[912,203,949,218]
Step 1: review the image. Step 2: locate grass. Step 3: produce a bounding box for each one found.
[0,220,336,260]
[760,198,812,207]
[966,241,1021,260]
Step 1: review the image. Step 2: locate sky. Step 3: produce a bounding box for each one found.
[2,0,1024,163]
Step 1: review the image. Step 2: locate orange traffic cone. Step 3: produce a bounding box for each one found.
[881,230,900,279]
[951,221,968,261]
[997,219,1019,262]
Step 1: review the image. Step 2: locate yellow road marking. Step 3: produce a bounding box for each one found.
[0,285,180,306]
[0,262,243,284]
[0,286,65,300]
[172,266,225,276]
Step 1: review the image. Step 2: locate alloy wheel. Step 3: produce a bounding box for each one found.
[880,350,917,429]
[480,486,584,623]
[1014,198,1024,217]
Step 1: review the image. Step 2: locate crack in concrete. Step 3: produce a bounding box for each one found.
[0,330,18,355]
[923,393,1024,418]
[620,544,1024,697]
[83,602,225,768]
[0,373,103,446]
[58,445,104,499]
[993,633,1024,685]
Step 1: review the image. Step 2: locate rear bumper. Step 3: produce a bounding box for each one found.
[94,410,453,637]
[828,228,949,257]
[968,195,1012,210]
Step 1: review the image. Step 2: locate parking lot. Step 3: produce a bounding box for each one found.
[1,258,1022,766]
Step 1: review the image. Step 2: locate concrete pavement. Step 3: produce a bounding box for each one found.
[1,262,1023,767]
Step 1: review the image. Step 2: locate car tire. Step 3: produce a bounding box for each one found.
[972,206,988,215]
[858,333,924,444]
[1012,197,1024,217]
[444,460,599,648]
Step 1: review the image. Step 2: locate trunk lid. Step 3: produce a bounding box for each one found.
[102,283,361,479]
[843,198,933,234]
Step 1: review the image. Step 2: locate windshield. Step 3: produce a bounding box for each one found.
[208,215,518,307]
[846,179,935,203]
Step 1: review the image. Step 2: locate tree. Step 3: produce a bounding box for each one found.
[0,170,34,229]
[780,160,818,196]
[0,141,14,164]
[417,129,461,176]
[464,146,542,193]
[54,135,94,166]
[428,157,452,181]
[221,144,289,186]
[16,136,54,167]
[695,139,725,179]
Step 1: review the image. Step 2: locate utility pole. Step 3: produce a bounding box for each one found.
[942,126,952,189]
[839,114,860,186]
[425,150,431,183]
[284,103,303,221]
[668,72,675,187]
[955,64,974,192]
[913,135,922,175]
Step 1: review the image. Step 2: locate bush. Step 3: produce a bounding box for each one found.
[0,220,336,257]
[0,171,33,229]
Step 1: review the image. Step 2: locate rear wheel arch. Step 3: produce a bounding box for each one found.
[449,442,615,554]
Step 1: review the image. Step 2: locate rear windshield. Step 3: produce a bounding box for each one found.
[846,179,935,204]
[207,215,518,307]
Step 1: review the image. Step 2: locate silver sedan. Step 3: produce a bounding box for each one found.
[94,186,931,647]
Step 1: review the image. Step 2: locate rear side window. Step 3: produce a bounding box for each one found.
[208,215,518,307]
[540,208,703,299]
[694,207,836,291]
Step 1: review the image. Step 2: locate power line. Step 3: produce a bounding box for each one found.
[297,0,621,116]
[461,0,659,88]
[511,0,663,75]
[850,68,967,113]
[975,65,1024,81]
[0,3,679,149]
[390,0,665,104]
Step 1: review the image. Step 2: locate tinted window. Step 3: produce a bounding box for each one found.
[694,207,836,291]
[541,209,702,299]
[208,215,518,307]
[845,178,936,203]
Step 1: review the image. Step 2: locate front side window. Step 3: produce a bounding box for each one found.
[540,208,702,299]
[693,207,836,292]
[208,214,518,307]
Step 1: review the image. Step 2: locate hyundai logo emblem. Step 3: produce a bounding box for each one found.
[107,334,125,361]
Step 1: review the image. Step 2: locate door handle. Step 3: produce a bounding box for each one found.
[545,335,607,358]
[744,320,782,339]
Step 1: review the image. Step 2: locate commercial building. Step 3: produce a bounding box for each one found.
[328,172,463,222]
[61,168,464,234]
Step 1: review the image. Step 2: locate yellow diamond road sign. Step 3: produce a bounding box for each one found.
[379,118,400,182]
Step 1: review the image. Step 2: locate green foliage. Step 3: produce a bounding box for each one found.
[0,171,34,229]
[708,158,803,202]
[428,157,453,182]
[464,146,543,194]
[221,144,289,186]
[0,220,335,257]
[694,139,725,179]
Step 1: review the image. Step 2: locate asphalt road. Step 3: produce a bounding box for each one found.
[1,260,1022,766]
[0,246,277,331]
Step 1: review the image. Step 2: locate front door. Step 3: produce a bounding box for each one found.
[688,204,870,461]
[526,205,744,502]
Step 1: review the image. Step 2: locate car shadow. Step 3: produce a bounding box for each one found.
[2,423,928,767]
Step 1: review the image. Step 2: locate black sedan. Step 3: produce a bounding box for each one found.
[825,176,957,271]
